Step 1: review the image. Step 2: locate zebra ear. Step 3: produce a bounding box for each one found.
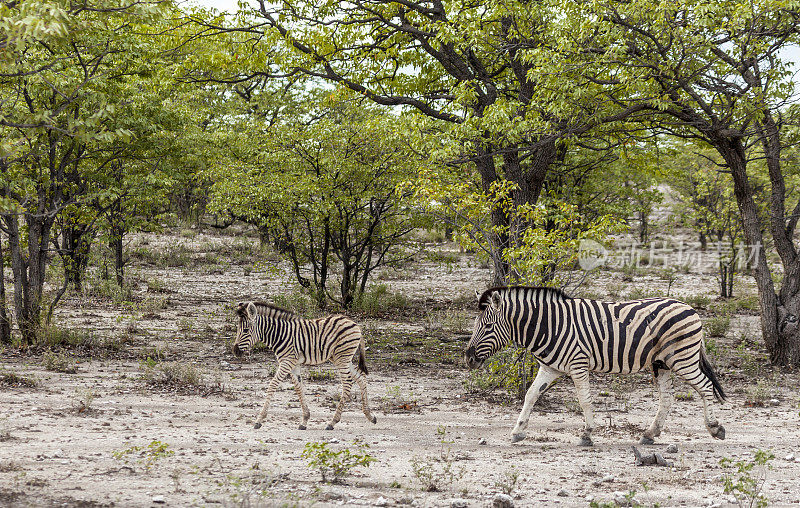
[246,302,258,319]
[490,292,502,310]
[236,302,247,317]
[474,290,481,301]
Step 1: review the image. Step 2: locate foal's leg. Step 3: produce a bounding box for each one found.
[348,364,377,424]
[510,364,562,443]
[325,360,354,430]
[290,366,311,430]
[254,359,296,429]
[641,368,673,444]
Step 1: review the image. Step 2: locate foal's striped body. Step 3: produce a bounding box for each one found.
[233,301,376,430]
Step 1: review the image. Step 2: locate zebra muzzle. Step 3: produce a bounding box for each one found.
[465,347,484,370]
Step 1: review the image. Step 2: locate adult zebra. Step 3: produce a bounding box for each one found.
[233,301,377,430]
[465,286,726,446]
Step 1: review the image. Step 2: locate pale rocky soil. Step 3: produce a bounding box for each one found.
[1,227,800,508]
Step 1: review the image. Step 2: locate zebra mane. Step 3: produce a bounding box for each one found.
[237,301,300,320]
[478,286,572,309]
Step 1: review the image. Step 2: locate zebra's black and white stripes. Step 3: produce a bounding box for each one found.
[465,286,726,446]
[233,301,376,430]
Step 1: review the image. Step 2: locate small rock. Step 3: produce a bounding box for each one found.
[769,398,780,406]
[478,438,487,445]
[152,495,165,504]
[492,493,514,508]
[450,499,469,508]
[785,453,795,461]
[557,489,568,497]
[666,444,679,454]
[397,497,414,505]
[585,495,595,503]
[374,496,389,507]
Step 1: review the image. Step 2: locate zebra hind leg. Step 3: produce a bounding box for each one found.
[571,369,595,447]
[641,367,673,445]
[326,362,354,430]
[290,368,311,430]
[254,360,295,429]
[349,364,377,425]
[672,360,725,440]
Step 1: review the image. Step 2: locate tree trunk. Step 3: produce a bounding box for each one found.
[721,138,800,366]
[0,232,12,343]
[474,146,509,286]
[61,221,94,291]
[108,200,126,287]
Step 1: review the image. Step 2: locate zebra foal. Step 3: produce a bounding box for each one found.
[233,301,377,430]
[465,286,726,446]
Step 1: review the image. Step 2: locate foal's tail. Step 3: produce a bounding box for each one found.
[356,339,369,376]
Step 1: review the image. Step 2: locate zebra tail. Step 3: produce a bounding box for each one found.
[700,350,726,402]
[357,341,369,376]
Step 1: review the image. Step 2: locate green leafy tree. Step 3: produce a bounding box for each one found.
[0,0,164,342]
[207,91,420,308]
[188,1,644,285]
[541,0,800,366]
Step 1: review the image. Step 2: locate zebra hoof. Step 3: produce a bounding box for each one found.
[325,424,334,431]
[640,436,655,445]
[253,422,262,430]
[371,416,377,424]
[710,424,726,440]
[511,432,526,443]
[578,436,594,447]
[298,424,307,430]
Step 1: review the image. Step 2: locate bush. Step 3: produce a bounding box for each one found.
[463,348,538,400]
[705,315,732,337]
[42,350,77,373]
[301,440,374,483]
[353,284,409,316]
[0,371,38,388]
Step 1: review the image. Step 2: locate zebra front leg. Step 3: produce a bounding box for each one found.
[641,369,673,445]
[571,369,595,446]
[254,360,295,429]
[510,364,562,443]
[326,363,354,430]
[349,365,377,425]
[290,367,311,430]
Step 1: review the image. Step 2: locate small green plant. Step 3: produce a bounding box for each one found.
[679,294,713,310]
[705,315,731,338]
[113,440,174,471]
[42,350,77,373]
[494,466,520,496]
[301,440,374,483]
[720,449,774,508]
[177,317,194,338]
[72,389,95,414]
[674,391,694,401]
[410,448,465,492]
[0,371,38,388]
[139,361,225,395]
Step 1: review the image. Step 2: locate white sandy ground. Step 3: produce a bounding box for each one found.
[1,230,799,507]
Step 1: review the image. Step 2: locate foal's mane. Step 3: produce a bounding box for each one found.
[237,301,300,320]
[477,286,572,310]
